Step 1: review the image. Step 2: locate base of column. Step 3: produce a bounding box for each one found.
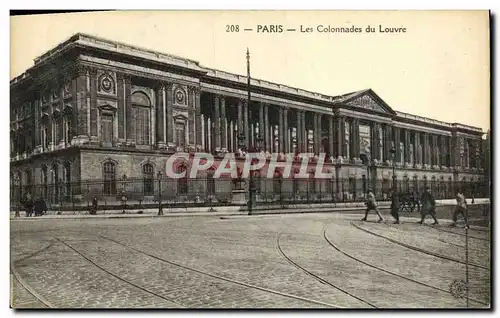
[156,141,167,149]
[34,145,43,154]
[415,163,423,169]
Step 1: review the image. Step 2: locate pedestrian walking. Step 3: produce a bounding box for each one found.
[418,186,439,225]
[361,189,384,223]
[450,189,468,227]
[390,189,400,224]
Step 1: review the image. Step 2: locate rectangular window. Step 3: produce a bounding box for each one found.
[175,122,186,149]
[134,107,150,145]
[101,114,113,145]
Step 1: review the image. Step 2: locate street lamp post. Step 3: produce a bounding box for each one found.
[157,171,163,216]
[390,147,397,191]
[14,174,20,218]
[246,48,254,215]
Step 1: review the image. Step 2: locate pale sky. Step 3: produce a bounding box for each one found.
[10,11,490,132]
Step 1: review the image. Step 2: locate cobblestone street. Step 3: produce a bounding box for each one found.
[10,212,491,309]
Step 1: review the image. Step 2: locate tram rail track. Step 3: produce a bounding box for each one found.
[276,232,377,308]
[97,235,340,308]
[351,222,489,271]
[322,225,489,307]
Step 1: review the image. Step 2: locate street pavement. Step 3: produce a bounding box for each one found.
[10,210,491,309]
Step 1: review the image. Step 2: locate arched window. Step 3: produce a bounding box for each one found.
[142,163,154,196]
[132,92,151,146]
[177,164,188,195]
[206,168,215,195]
[103,161,117,196]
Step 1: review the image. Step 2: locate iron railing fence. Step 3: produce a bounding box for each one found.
[10,177,490,212]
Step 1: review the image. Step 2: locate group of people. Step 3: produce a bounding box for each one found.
[19,193,48,217]
[362,187,469,226]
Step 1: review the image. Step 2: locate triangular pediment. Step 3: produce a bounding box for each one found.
[341,89,396,115]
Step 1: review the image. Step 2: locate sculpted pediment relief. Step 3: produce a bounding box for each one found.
[346,94,387,113]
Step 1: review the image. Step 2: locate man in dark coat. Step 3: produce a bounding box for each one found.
[418,187,439,225]
[24,193,34,217]
[33,198,48,217]
[390,189,400,224]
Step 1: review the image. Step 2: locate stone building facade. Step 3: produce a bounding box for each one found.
[10,33,487,203]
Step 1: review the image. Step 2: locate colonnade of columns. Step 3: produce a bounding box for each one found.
[196,92,482,171]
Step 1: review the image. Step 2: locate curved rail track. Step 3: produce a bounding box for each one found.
[54,237,185,308]
[275,232,377,308]
[351,222,489,271]
[97,235,340,308]
[322,226,488,306]
[10,266,54,308]
[428,226,490,242]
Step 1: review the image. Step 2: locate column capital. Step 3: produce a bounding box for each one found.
[188,86,201,94]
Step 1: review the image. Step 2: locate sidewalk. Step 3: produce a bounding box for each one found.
[9,198,489,220]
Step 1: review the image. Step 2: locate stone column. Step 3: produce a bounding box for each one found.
[423,133,430,166]
[283,107,289,153]
[337,116,345,159]
[329,115,334,158]
[475,140,481,169]
[155,85,165,146]
[465,139,470,169]
[194,88,202,150]
[213,95,221,151]
[258,103,264,148]
[354,118,361,159]
[278,107,284,153]
[349,118,356,160]
[89,68,98,141]
[433,135,439,167]
[393,126,401,164]
[316,114,322,154]
[370,122,377,162]
[413,131,420,166]
[296,110,302,153]
[165,83,174,147]
[439,135,445,167]
[447,135,453,168]
[220,96,227,151]
[263,104,269,152]
[404,129,411,165]
[383,124,392,163]
[116,74,125,142]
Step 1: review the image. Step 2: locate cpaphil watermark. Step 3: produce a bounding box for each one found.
[164,152,336,179]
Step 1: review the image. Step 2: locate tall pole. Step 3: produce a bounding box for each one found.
[465,201,469,307]
[247,48,253,215]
